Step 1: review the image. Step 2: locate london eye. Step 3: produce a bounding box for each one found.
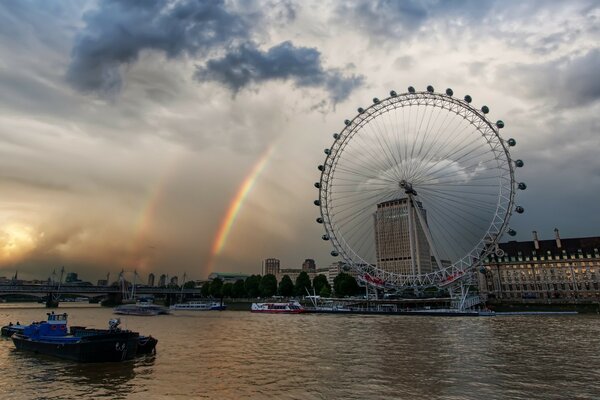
[314,86,525,299]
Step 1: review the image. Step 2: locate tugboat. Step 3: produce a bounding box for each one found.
[70,319,157,355]
[11,312,139,362]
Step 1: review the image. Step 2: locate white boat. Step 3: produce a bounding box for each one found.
[114,302,169,316]
[169,301,226,311]
[251,300,305,314]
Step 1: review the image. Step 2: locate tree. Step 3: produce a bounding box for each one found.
[221,282,233,298]
[278,275,294,297]
[201,282,210,297]
[312,274,330,295]
[245,275,261,298]
[319,285,332,298]
[333,273,360,297]
[259,274,278,297]
[232,279,246,298]
[210,278,223,298]
[294,271,312,297]
[183,280,196,289]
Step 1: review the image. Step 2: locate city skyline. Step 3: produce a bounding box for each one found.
[0,1,599,282]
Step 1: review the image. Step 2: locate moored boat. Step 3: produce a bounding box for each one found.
[169,301,226,311]
[11,312,139,362]
[1,322,27,338]
[114,302,169,316]
[251,300,305,314]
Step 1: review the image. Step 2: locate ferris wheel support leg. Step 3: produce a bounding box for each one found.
[408,194,444,271]
[407,198,417,276]
[448,275,473,311]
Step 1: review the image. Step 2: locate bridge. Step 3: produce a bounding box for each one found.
[0,284,203,303]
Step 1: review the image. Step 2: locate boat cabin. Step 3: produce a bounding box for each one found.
[22,312,69,338]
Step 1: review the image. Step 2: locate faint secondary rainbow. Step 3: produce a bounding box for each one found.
[208,145,276,271]
[130,157,179,269]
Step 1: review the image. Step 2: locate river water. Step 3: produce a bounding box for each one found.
[0,304,598,399]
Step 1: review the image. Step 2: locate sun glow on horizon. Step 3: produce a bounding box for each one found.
[0,223,39,263]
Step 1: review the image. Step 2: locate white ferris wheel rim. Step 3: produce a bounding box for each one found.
[316,89,517,289]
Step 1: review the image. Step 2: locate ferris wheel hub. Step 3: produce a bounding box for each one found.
[399,180,417,195]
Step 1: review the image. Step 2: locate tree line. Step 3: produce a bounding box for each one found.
[184,271,362,299]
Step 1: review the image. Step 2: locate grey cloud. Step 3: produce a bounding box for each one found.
[195,41,364,103]
[498,48,600,108]
[336,0,494,39]
[67,0,252,94]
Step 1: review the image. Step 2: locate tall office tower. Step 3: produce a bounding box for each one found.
[147,273,155,287]
[263,258,281,276]
[374,198,432,275]
[302,259,316,272]
[158,274,167,287]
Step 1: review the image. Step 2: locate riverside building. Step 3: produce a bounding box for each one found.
[262,258,280,276]
[374,198,432,275]
[480,229,600,303]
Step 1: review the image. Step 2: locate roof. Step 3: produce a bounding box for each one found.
[487,235,600,262]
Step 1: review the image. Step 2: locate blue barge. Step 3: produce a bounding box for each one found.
[11,313,139,362]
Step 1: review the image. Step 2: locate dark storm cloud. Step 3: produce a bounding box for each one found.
[195,41,364,102]
[66,0,360,102]
[499,49,600,108]
[67,0,252,94]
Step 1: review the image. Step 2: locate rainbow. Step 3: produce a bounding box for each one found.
[130,157,179,269]
[207,145,276,271]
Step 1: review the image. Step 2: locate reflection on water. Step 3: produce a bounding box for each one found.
[0,305,599,399]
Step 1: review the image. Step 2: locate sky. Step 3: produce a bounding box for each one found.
[0,0,598,283]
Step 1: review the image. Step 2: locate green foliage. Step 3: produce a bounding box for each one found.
[201,282,210,297]
[319,285,332,298]
[333,273,361,297]
[210,277,223,297]
[221,282,233,298]
[259,274,278,297]
[312,274,330,295]
[183,280,196,289]
[294,271,312,297]
[278,275,294,297]
[245,274,262,298]
[232,279,246,298]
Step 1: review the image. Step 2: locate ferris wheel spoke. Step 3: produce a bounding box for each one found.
[414,192,497,217]
[411,104,445,177]
[331,188,398,218]
[416,138,490,181]
[334,159,400,184]
[334,148,397,182]
[422,210,470,262]
[370,109,405,179]
[337,124,400,180]
[417,187,499,210]
[412,107,464,177]
[332,188,399,222]
[417,123,486,177]
[423,200,486,246]
[417,171,500,186]
[352,117,402,180]
[332,171,397,187]
[425,210,479,262]
[419,193,493,225]
[413,104,456,164]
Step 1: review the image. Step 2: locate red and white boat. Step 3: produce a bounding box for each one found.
[251,300,305,314]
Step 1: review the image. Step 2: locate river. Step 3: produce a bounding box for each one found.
[0,304,598,399]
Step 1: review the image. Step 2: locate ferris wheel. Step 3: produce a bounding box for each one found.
[314,86,525,291]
